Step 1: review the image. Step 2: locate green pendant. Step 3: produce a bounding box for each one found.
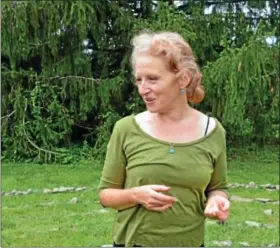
[169,147,175,154]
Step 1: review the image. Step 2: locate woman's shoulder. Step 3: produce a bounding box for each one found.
[115,114,135,130]
[134,111,150,125]
[211,116,226,134]
[195,110,225,137]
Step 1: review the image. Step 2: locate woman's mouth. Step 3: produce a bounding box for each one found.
[144,97,156,104]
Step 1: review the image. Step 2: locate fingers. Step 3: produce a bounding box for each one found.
[220,199,230,211]
[205,201,218,213]
[204,198,230,221]
[138,185,177,212]
[204,203,219,218]
[217,210,229,221]
[147,203,173,212]
[147,198,171,207]
[151,191,177,203]
[149,185,171,192]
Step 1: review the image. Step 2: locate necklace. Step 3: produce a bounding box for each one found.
[169,143,175,154]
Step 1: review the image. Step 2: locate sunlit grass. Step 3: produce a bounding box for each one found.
[2,147,279,247]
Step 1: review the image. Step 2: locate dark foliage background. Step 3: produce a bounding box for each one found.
[1,0,279,162]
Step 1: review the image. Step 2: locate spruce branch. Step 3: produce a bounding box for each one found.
[1,110,15,120]
[49,75,101,84]
[74,123,94,130]
[22,109,62,156]
[24,132,61,155]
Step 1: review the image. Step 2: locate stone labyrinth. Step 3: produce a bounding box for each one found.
[2,182,279,247]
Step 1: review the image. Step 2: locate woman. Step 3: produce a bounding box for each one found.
[98,31,230,247]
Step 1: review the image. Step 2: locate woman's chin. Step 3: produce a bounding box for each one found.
[146,106,158,113]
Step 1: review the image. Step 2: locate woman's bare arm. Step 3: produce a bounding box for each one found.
[99,185,177,211]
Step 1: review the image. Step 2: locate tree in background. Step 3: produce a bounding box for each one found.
[1,0,279,162]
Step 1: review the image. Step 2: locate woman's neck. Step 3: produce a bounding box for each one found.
[151,104,195,124]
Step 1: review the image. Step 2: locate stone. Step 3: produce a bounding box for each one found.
[15,191,24,196]
[26,189,33,194]
[21,189,32,195]
[266,184,276,189]
[69,197,78,204]
[75,187,88,191]
[249,182,256,188]
[245,221,262,228]
[213,240,232,247]
[264,209,273,215]
[65,187,75,191]
[5,192,14,196]
[260,184,272,189]
[6,190,17,196]
[239,242,250,247]
[101,245,113,247]
[96,209,109,214]
[43,188,52,194]
[256,198,271,203]
[58,186,68,192]
[231,195,254,202]
[276,185,279,190]
[271,201,279,205]
[230,183,238,188]
[52,187,60,193]
[263,224,276,229]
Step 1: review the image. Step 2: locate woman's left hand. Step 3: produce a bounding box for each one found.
[204,195,230,221]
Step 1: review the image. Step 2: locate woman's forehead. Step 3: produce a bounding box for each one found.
[135,54,167,72]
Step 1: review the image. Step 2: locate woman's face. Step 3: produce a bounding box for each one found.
[134,54,182,113]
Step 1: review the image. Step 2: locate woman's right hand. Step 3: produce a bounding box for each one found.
[132,185,177,211]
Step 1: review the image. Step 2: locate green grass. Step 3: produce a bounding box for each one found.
[2,160,103,191]
[227,146,279,185]
[2,147,279,247]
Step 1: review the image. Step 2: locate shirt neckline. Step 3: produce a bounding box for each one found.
[131,114,219,147]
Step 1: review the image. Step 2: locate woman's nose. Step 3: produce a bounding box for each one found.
[138,81,151,95]
[138,84,151,95]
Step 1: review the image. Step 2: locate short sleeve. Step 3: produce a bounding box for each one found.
[98,121,127,192]
[205,128,230,198]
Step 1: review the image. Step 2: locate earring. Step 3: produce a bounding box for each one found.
[180,89,185,94]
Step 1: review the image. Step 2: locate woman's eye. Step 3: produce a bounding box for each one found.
[135,79,141,85]
[149,77,158,82]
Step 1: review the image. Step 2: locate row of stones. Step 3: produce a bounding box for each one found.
[98,208,278,230]
[2,182,279,197]
[230,195,279,204]
[229,182,279,190]
[2,186,88,196]
[206,219,277,229]
[212,240,275,247]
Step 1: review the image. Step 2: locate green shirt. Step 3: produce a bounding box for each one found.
[98,114,229,247]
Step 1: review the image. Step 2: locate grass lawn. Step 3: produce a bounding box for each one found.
[2,147,279,247]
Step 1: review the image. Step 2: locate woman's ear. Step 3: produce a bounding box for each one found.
[179,70,191,89]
